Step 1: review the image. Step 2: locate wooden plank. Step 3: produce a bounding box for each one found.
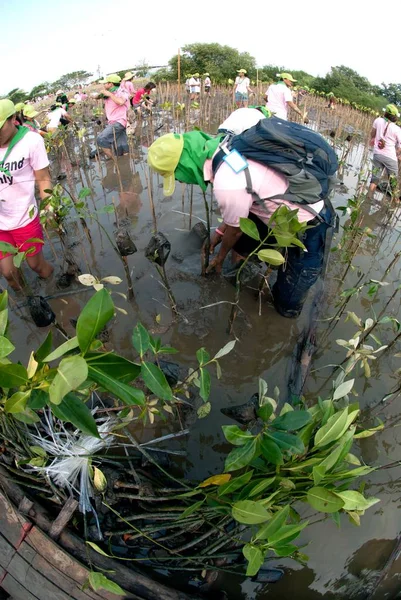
[49,497,78,541]
[0,532,16,569]
[6,552,71,600]
[0,493,30,548]
[1,572,39,600]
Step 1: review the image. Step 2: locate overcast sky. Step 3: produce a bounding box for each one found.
[2,0,400,95]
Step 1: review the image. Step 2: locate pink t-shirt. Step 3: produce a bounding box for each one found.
[373,117,401,160]
[120,80,135,97]
[203,158,323,227]
[105,89,130,127]
[266,83,293,120]
[0,131,49,230]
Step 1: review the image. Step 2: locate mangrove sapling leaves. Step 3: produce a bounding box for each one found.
[101,276,122,285]
[88,572,125,596]
[307,487,345,513]
[354,421,384,438]
[272,410,312,431]
[268,522,308,546]
[0,309,8,338]
[0,336,15,359]
[28,389,49,410]
[196,347,210,365]
[232,500,271,525]
[132,323,150,357]
[258,249,285,266]
[314,408,349,448]
[0,291,7,312]
[200,368,211,401]
[259,436,283,465]
[345,453,361,466]
[49,356,88,405]
[50,393,99,438]
[243,544,264,577]
[179,499,205,519]
[333,379,355,401]
[217,470,254,497]
[13,408,40,424]
[0,364,28,388]
[197,402,211,418]
[214,339,236,359]
[76,289,114,355]
[78,274,97,287]
[35,331,53,362]
[255,505,290,541]
[348,512,361,527]
[222,425,254,446]
[267,431,304,455]
[4,391,31,414]
[239,217,261,241]
[258,402,274,422]
[284,457,322,472]
[279,402,293,415]
[88,365,145,406]
[225,438,258,472]
[334,490,380,511]
[85,353,140,382]
[158,346,178,355]
[298,420,317,447]
[246,477,276,499]
[319,429,355,473]
[271,543,299,557]
[312,465,326,485]
[0,242,18,255]
[141,362,173,401]
[199,474,232,488]
[43,336,80,362]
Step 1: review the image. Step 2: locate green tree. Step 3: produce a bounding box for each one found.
[51,70,93,91]
[168,43,256,83]
[260,65,315,87]
[379,83,401,106]
[28,82,51,99]
[4,88,28,103]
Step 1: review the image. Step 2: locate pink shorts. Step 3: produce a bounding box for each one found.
[0,216,44,260]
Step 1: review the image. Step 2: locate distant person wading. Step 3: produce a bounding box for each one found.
[96,74,130,159]
[266,73,308,122]
[368,103,401,198]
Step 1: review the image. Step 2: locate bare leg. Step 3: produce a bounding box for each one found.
[100,147,113,160]
[367,182,377,199]
[0,255,24,291]
[26,250,54,279]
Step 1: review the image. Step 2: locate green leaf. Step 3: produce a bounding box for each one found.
[254,505,290,541]
[199,367,211,401]
[43,336,80,362]
[50,393,99,438]
[239,217,261,241]
[28,389,49,410]
[225,438,257,472]
[0,336,15,359]
[13,408,39,424]
[76,289,114,355]
[0,309,8,337]
[272,543,298,557]
[354,421,384,438]
[0,242,17,255]
[196,347,210,365]
[243,544,264,577]
[222,425,254,446]
[88,572,125,596]
[35,331,53,362]
[141,362,173,401]
[0,364,28,388]
[232,500,271,524]
[333,379,354,401]
[5,391,31,414]
[13,252,25,268]
[214,339,236,359]
[307,486,345,513]
[132,322,150,357]
[218,470,254,497]
[259,435,283,465]
[257,402,273,422]
[158,346,178,354]
[272,410,312,431]
[257,249,285,266]
[247,477,276,498]
[86,541,110,557]
[0,290,8,311]
[88,364,145,406]
[267,431,304,454]
[29,445,47,457]
[49,356,88,405]
[334,490,380,511]
[320,429,354,472]
[268,522,308,546]
[312,465,326,485]
[197,401,211,418]
[314,408,349,448]
[86,353,140,383]
[179,499,204,519]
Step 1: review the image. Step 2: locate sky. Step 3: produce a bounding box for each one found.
[2,0,401,95]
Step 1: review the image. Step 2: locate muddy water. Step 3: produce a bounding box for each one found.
[6,114,401,599]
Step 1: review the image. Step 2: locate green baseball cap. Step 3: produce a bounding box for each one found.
[99,74,121,84]
[0,99,16,129]
[249,105,271,118]
[277,72,297,82]
[14,102,25,112]
[384,104,400,117]
[23,105,39,119]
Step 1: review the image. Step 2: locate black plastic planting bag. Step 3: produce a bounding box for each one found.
[145,232,171,266]
[28,296,55,327]
[115,228,137,256]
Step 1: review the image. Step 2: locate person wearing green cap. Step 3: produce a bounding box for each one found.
[96,74,130,159]
[0,99,54,290]
[266,73,307,122]
[368,104,401,198]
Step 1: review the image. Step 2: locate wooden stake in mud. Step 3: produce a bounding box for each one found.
[177,47,181,101]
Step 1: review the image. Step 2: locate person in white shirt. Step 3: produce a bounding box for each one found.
[233,69,253,108]
[185,75,192,95]
[203,73,211,94]
[266,73,307,122]
[189,73,201,100]
[46,104,73,132]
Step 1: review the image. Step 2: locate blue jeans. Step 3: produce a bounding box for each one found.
[97,122,129,156]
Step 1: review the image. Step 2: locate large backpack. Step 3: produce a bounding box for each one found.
[212,117,338,208]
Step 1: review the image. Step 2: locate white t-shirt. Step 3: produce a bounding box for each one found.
[266,83,293,120]
[204,77,211,87]
[189,77,200,93]
[235,77,250,95]
[0,131,49,230]
[47,107,67,129]
[218,108,265,135]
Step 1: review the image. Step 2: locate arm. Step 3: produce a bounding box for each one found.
[287,101,304,119]
[370,127,376,147]
[34,167,52,203]
[102,90,127,106]
[206,225,242,273]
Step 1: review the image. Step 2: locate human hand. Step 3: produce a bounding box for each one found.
[209,233,222,254]
[206,256,224,275]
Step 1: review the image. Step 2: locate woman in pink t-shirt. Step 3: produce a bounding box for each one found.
[368,104,401,198]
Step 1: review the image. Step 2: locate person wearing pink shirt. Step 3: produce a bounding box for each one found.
[120,72,136,99]
[0,99,54,291]
[368,104,401,198]
[97,74,130,159]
